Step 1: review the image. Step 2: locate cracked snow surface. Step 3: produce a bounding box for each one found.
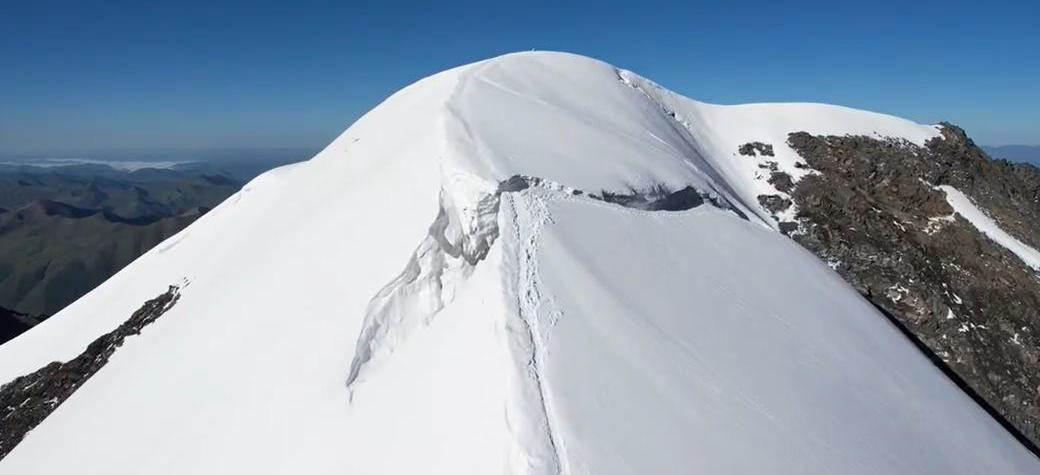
[344,172,720,473]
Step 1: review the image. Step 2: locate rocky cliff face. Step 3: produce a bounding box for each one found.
[749,125,1040,449]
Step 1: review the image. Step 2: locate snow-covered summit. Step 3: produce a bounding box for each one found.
[318,50,939,227]
[0,51,1035,474]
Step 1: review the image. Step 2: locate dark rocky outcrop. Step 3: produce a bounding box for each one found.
[767,171,795,193]
[738,141,775,157]
[0,286,180,460]
[927,124,1040,252]
[757,194,792,215]
[759,160,779,171]
[784,126,1040,450]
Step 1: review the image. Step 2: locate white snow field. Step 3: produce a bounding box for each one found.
[0,51,1036,473]
[939,185,1040,270]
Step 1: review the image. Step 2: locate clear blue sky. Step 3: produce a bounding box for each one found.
[2,0,1038,156]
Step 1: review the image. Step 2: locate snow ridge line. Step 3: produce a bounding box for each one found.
[344,65,505,395]
[614,69,763,225]
[501,189,567,475]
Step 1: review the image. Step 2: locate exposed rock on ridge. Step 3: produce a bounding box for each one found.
[0,285,182,460]
[779,126,1040,449]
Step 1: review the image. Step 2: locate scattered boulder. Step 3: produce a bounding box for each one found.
[757,194,792,214]
[758,160,780,171]
[778,221,800,235]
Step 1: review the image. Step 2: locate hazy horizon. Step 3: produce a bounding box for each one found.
[3,143,1038,168]
[0,146,318,162]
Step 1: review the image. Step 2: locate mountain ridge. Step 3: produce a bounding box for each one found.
[0,51,1037,473]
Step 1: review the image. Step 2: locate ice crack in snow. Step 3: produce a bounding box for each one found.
[341,171,730,475]
[344,174,725,396]
[343,180,499,393]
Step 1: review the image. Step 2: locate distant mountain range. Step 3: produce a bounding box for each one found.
[984,145,1040,166]
[0,150,313,183]
[0,155,302,341]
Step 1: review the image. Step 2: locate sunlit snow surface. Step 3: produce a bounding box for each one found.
[0,52,1035,473]
[939,185,1040,270]
[525,196,1034,473]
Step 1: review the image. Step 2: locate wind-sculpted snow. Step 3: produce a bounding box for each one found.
[0,51,1036,473]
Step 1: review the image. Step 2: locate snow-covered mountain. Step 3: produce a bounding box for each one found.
[1,51,1037,473]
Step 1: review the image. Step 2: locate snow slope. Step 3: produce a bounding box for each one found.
[939,185,1040,270]
[0,51,1035,473]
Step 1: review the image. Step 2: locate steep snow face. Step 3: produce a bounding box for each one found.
[513,194,1036,473]
[0,51,1036,473]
